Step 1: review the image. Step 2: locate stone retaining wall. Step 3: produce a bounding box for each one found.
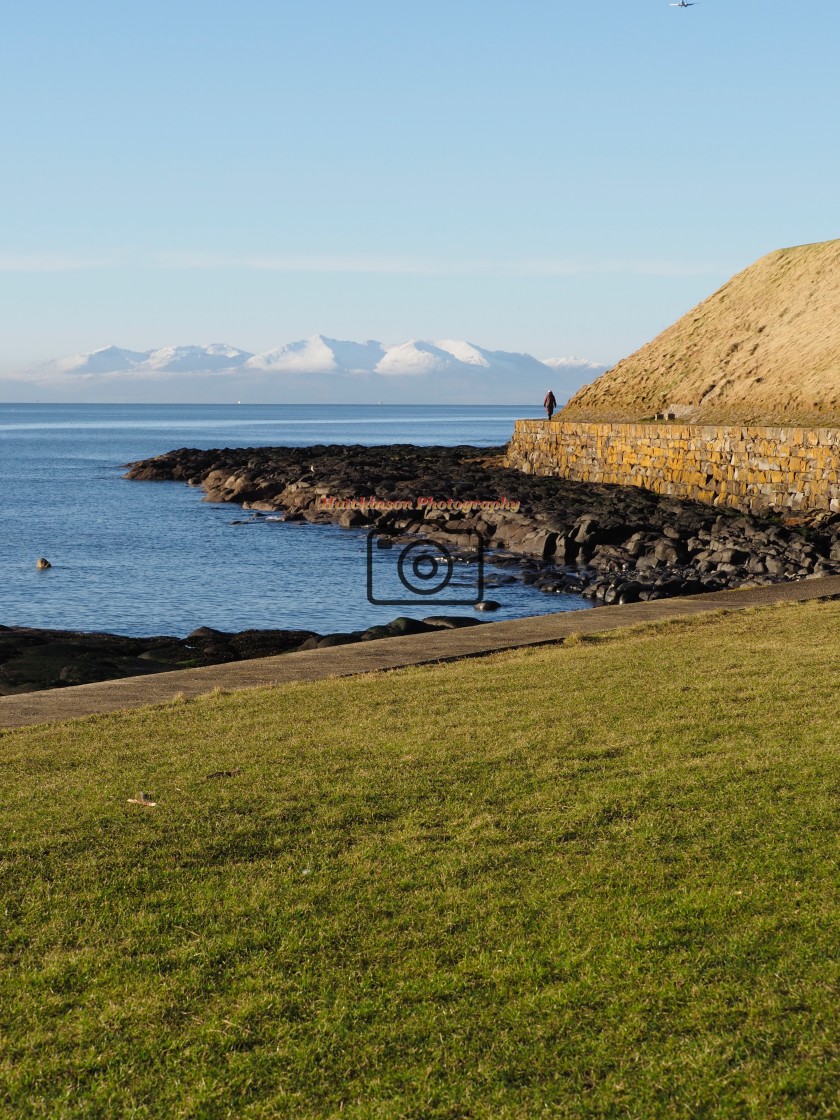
[506,420,840,513]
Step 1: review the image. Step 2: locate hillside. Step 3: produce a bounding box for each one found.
[562,238,840,425]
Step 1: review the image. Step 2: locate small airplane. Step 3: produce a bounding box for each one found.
[670,1,698,6]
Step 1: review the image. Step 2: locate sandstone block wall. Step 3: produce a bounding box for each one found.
[506,420,840,514]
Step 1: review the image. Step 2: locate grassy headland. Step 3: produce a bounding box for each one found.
[563,237,840,425]
[2,599,840,1117]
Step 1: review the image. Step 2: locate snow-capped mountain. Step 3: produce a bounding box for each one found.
[37,345,151,376]
[245,337,384,374]
[29,343,254,378]
[6,336,607,404]
[541,356,606,375]
[143,344,252,372]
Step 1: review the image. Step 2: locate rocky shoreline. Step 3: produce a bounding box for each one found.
[9,441,840,696]
[126,442,840,605]
[0,614,484,696]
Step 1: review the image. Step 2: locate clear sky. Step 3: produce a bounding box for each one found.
[1,0,838,372]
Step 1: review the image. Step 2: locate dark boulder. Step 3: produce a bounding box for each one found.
[422,615,483,628]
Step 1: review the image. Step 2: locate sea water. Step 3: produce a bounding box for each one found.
[0,403,590,636]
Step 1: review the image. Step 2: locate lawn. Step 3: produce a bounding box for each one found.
[1,599,839,1118]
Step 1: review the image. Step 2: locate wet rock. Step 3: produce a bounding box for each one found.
[227,629,317,658]
[359,626,394,641]
[520,530,558,559]
[586,579,611,602]
[422,615,483,628]
[532,575,563,593]
[139,642,200,663]
[0,624,317,696]
[555,535,580,564]
[572,515,600,545]
[617,582,643,605]
[383,616,436,636]
[700,578,725,592]
[314,633,361,648]
[187,626,228,642]
[483,574,517,587]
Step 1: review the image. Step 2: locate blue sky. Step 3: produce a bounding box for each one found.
[1,0,838,372]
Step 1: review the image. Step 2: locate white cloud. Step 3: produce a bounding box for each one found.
[0,253,116,273]
[153,251,716,279]
[0,249,719,279]
[152,250,434,274]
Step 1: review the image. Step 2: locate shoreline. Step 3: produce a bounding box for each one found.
[9,438,840,696]
[0,615,486,697]
[128,441,840,605]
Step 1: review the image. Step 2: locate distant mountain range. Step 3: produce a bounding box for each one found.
[2,336,607,404]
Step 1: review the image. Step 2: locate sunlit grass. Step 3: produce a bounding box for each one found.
[2,599,840,1117]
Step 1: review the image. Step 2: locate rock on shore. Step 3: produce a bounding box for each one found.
[125,443,840,604]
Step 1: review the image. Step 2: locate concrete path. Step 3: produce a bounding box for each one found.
[3,576,840,730]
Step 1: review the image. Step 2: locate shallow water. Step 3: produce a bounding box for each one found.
[0,403,590,636]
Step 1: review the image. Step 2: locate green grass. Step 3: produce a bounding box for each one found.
[2,600,840,1118]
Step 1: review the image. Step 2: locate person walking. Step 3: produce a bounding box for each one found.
[543,389,557,420]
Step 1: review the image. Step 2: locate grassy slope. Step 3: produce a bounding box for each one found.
[2,601,840,1118]
[562,238,840,425]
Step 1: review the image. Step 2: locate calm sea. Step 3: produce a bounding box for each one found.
[0,403,589,636]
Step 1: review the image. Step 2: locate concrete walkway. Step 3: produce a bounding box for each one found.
[3,576,840,730]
